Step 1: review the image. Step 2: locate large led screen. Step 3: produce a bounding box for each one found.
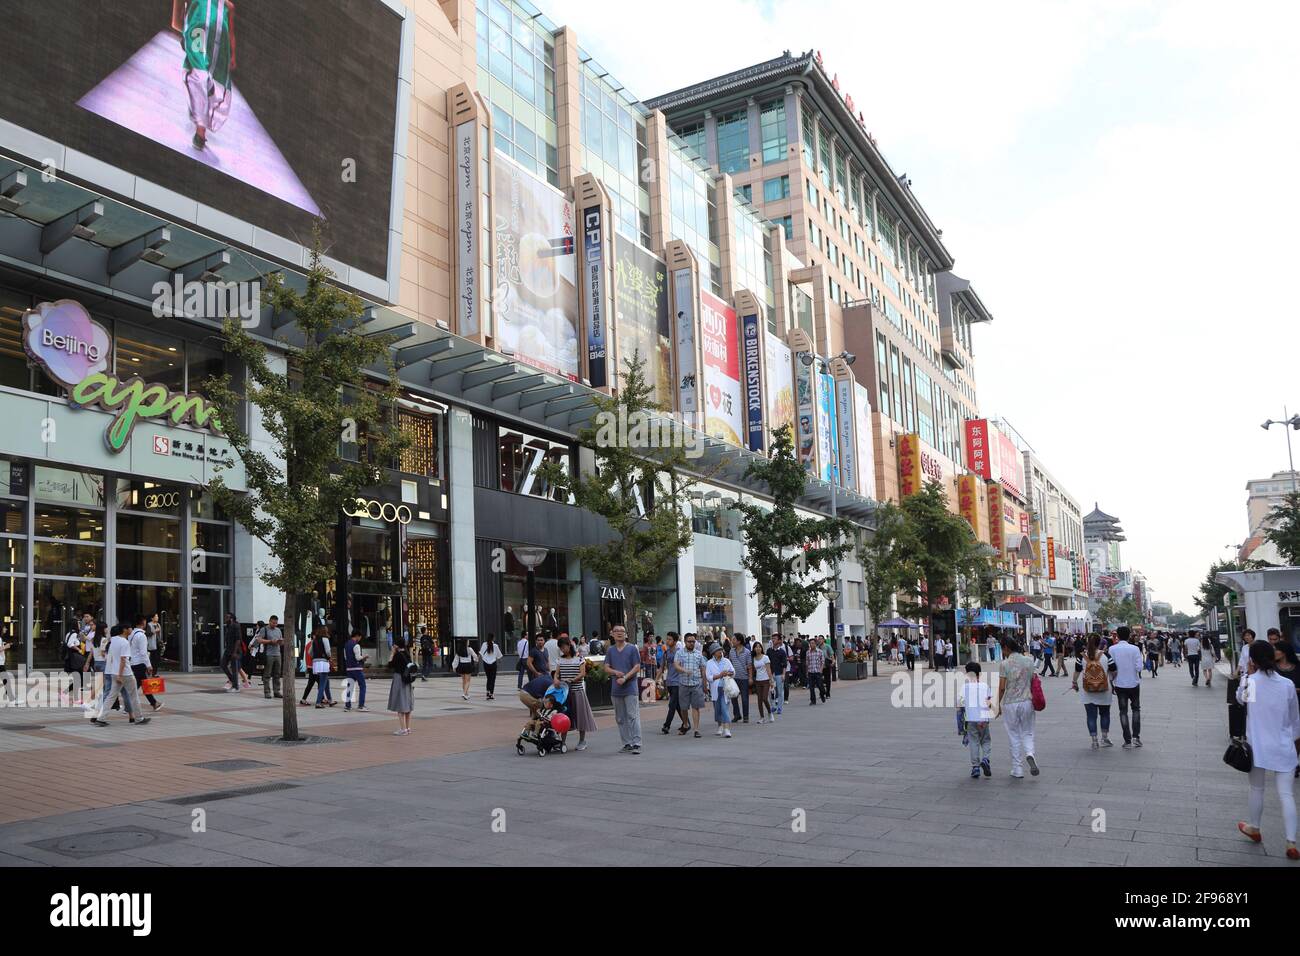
[0,0,403,281]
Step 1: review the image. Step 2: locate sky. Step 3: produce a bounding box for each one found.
[542,0,1300,612]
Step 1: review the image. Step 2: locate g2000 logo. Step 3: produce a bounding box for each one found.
[343,498,412,524]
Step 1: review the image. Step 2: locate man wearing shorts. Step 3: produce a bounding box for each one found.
[672,633,708,738]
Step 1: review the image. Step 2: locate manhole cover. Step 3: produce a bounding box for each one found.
[30,827,180,858]
[161,782,299,805]
[2,724,47,731]
[242,735,343,746]
[187,759,277,772]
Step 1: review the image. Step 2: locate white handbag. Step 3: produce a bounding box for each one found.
[723,675,740,700]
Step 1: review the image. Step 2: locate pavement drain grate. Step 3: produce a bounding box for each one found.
[241,735,344,746]
[29,826,181,858]
[160,781,299,805]
[187,758,278,772]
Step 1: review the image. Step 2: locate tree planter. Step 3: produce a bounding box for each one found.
[585,679,613,709]
[839,661,867,680]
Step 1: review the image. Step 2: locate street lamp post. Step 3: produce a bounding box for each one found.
[512,546,549,651]
[1261,408,1300,492]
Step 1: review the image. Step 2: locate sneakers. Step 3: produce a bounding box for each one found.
[661,727,670,734]
[575,742,588,751]
[970,766,981,779]
[1100,736,1114,748]
[91,719,108,727]
[1122,741,1133,749]
[134,716,151,726]
[981,759,991,777]
[619,744,634,752]
[724,729,732,738]
[1134,737,1143,748]
[1010,770,1024,779]
[715,728,724,736]
[357,706,368,712]
[1026,755,1040,776]
[757,718,765,725]
[630,746,641,755]
[1091,736,1100,750]
[152,702,164,712]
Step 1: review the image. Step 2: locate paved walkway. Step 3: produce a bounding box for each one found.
[0,658,1293,867]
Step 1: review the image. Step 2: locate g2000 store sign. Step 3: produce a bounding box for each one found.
[23,300,223,453]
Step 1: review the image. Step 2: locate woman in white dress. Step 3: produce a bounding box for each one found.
[1235,640,1300,860]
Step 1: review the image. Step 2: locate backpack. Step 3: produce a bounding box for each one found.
[1081,653,1108,694]
[402,661,419,685]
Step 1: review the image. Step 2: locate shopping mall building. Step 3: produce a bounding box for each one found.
[0,0,1013,672]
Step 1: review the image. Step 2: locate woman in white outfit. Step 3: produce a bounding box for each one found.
[451,639,480,701]
[1235,640,1300,860]
[996,635,1040,778]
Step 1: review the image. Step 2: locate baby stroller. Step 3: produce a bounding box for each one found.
[515,706,570,757]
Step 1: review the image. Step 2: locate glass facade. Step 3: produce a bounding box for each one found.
[716,107,749,174]
[730,195,775,326]
[759,98,787,164]
[579,59,650,245]
[667,134,721,295]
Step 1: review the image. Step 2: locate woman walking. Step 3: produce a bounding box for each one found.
[479,634,503,700]
[451,639,480,701]
[705,643,736,738]
[1071,634,1117,750]
[147,612,163,672]
[1235,640,1299,859]
[310,628,335,708]
[751,641,773,724]
[556,635,596,751]
[388,640,415,736]
[996,635,1039,779]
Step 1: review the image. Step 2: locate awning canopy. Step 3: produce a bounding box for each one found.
[998,601,1050,618]
[877,617,920,628]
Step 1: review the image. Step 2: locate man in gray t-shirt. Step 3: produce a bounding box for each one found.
[257,615,284,698]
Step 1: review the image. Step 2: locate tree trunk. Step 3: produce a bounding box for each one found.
[281,591,300,741]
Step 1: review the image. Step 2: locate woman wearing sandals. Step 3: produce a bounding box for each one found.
[451,639,480,701]
[1235,640,1300,860]
[388,640,414,735]
[556,635,596,751]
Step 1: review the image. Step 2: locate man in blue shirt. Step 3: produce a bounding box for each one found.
[604,624,642,753]
[1040,633,1057,676]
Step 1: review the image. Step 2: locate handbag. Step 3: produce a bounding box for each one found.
[1222,736,1253,773]
[139,676,166,695]
[1030,674,1046,712]
[723,675,740,700]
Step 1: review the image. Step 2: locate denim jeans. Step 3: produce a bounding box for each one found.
[713,692,731,725]
[1115,686,1140,742]
[315,672,331,703]
[771,674,784,713]
[1187,655,1201,684]
[733,678,750,720]
[966,721,991,765]
[1084,702,1111,736]
[807,673,823,703]
[661,684,683,730]
[345,670,366,708]
[612,694,641,747]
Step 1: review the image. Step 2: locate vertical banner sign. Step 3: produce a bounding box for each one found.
[764,333,795,441]
[835,378,855,491]
[673,269,697,418]
[853,382,876,499]
[582,205,607,388]
[816,369,838,483]
[987,482,1004,553]
[897,433,921,497]
[1047,536,1057,582]
[454,120,478,338]
[1030,513,1043,573]
[965,418,989,480]
[699,291,743,447]
[795,357,816,472]
[741,313,764,452]
[958,474,982,536]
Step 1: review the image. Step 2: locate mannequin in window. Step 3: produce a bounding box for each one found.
[546,607,558,634]
[503,606,515,639]
[641,610,655,640]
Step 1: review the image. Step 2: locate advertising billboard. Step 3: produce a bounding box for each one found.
[988,482,1004,552]
[853,382,876,499]
[835,378,855,491]
[673,269,698,419]
[764,333,794,443]
[614,241,670,404]
[957,473,982,537]
[965,418,1025,498]
[741,313,764,452]
[453,119,479,337]
[795,358,815,472]
[898,433,922,498]
[699,291,742,446]
[0,0,404,285]
[582,205,607,388]
[816,370,838,483]
[493,152,579,381]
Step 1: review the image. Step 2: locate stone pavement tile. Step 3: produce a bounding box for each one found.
[1060,836,1133,865]
[1196,847,1295,866]
[841,848,964,867]
[1118,843,1200,865]
[1016,820,1137,842]
[0,851,43,866]
[1132,829,1267,856]
[121,840,261,866]
[848,805,919,822]
[196,836,332,866]
[759,840,855,864]
[951,823,1070,848]
[678,845,774,866]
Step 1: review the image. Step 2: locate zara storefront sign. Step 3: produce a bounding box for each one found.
[23,300,224,453]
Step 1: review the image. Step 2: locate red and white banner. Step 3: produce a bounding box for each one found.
[699,291,743,447]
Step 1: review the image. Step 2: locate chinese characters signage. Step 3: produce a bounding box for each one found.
[958,473,982,537]
[987,482,1004,552]
[898,433,922,497]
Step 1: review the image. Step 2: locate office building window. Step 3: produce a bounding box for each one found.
[817,125,832,188]
[717,108,749,174]
[801,104,816,167]
[774,214,793,241]
[876,333,890,419]
[735,184,752,204]
[760,98,787,164]
[763,175,790,202]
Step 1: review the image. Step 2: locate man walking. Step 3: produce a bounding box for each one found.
[1109,626,1144,748]
[659,632,685,735]
[672,632,707,738]
[91,625,150,727]
[768,633,788,717]
[604,625,642,753]
[128,615,163,712]
[806,638,826,705]
[1040,632,1057,677]
[822,635,835,696]
[728,633,753,723]
[1185,629,1203,686]
[221,611,242,692]
[516,632,530,689]
[257,615,284,699]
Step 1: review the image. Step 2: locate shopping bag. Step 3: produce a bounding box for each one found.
[140,676,166,695]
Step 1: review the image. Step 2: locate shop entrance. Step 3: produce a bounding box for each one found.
[600,584,626,639]
[348,585,400,670]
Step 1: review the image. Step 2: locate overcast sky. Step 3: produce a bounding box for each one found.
[541,0,1300,612]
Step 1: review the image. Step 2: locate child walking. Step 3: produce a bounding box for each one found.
[957,661,993,779]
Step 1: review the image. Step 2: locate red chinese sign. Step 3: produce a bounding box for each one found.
[898,433,922,497]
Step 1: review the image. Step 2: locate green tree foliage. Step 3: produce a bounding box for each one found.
[1264,490,1300,565]
[536,353,693,621]
[203,238,405,740]
[1195,558,1242,616]
[897,480,979,665]
[858,499,912,638]
[739,425,854,639]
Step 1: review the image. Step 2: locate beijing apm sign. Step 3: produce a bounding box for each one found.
[23,300,223,453]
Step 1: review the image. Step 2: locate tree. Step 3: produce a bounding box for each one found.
[896,479,978,667]
[203,238,405,741]
[858,500,911,648]
[1195,559,1241,616]
[739,425,854,642]
[1168,610,1196,629]
[1264,490,1300,565]
[536,353,693,630]
[954,536,997,651]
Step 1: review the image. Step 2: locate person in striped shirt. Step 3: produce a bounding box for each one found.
[805,641,825,705]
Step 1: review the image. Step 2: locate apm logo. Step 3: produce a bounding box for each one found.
[49,886,151,937]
